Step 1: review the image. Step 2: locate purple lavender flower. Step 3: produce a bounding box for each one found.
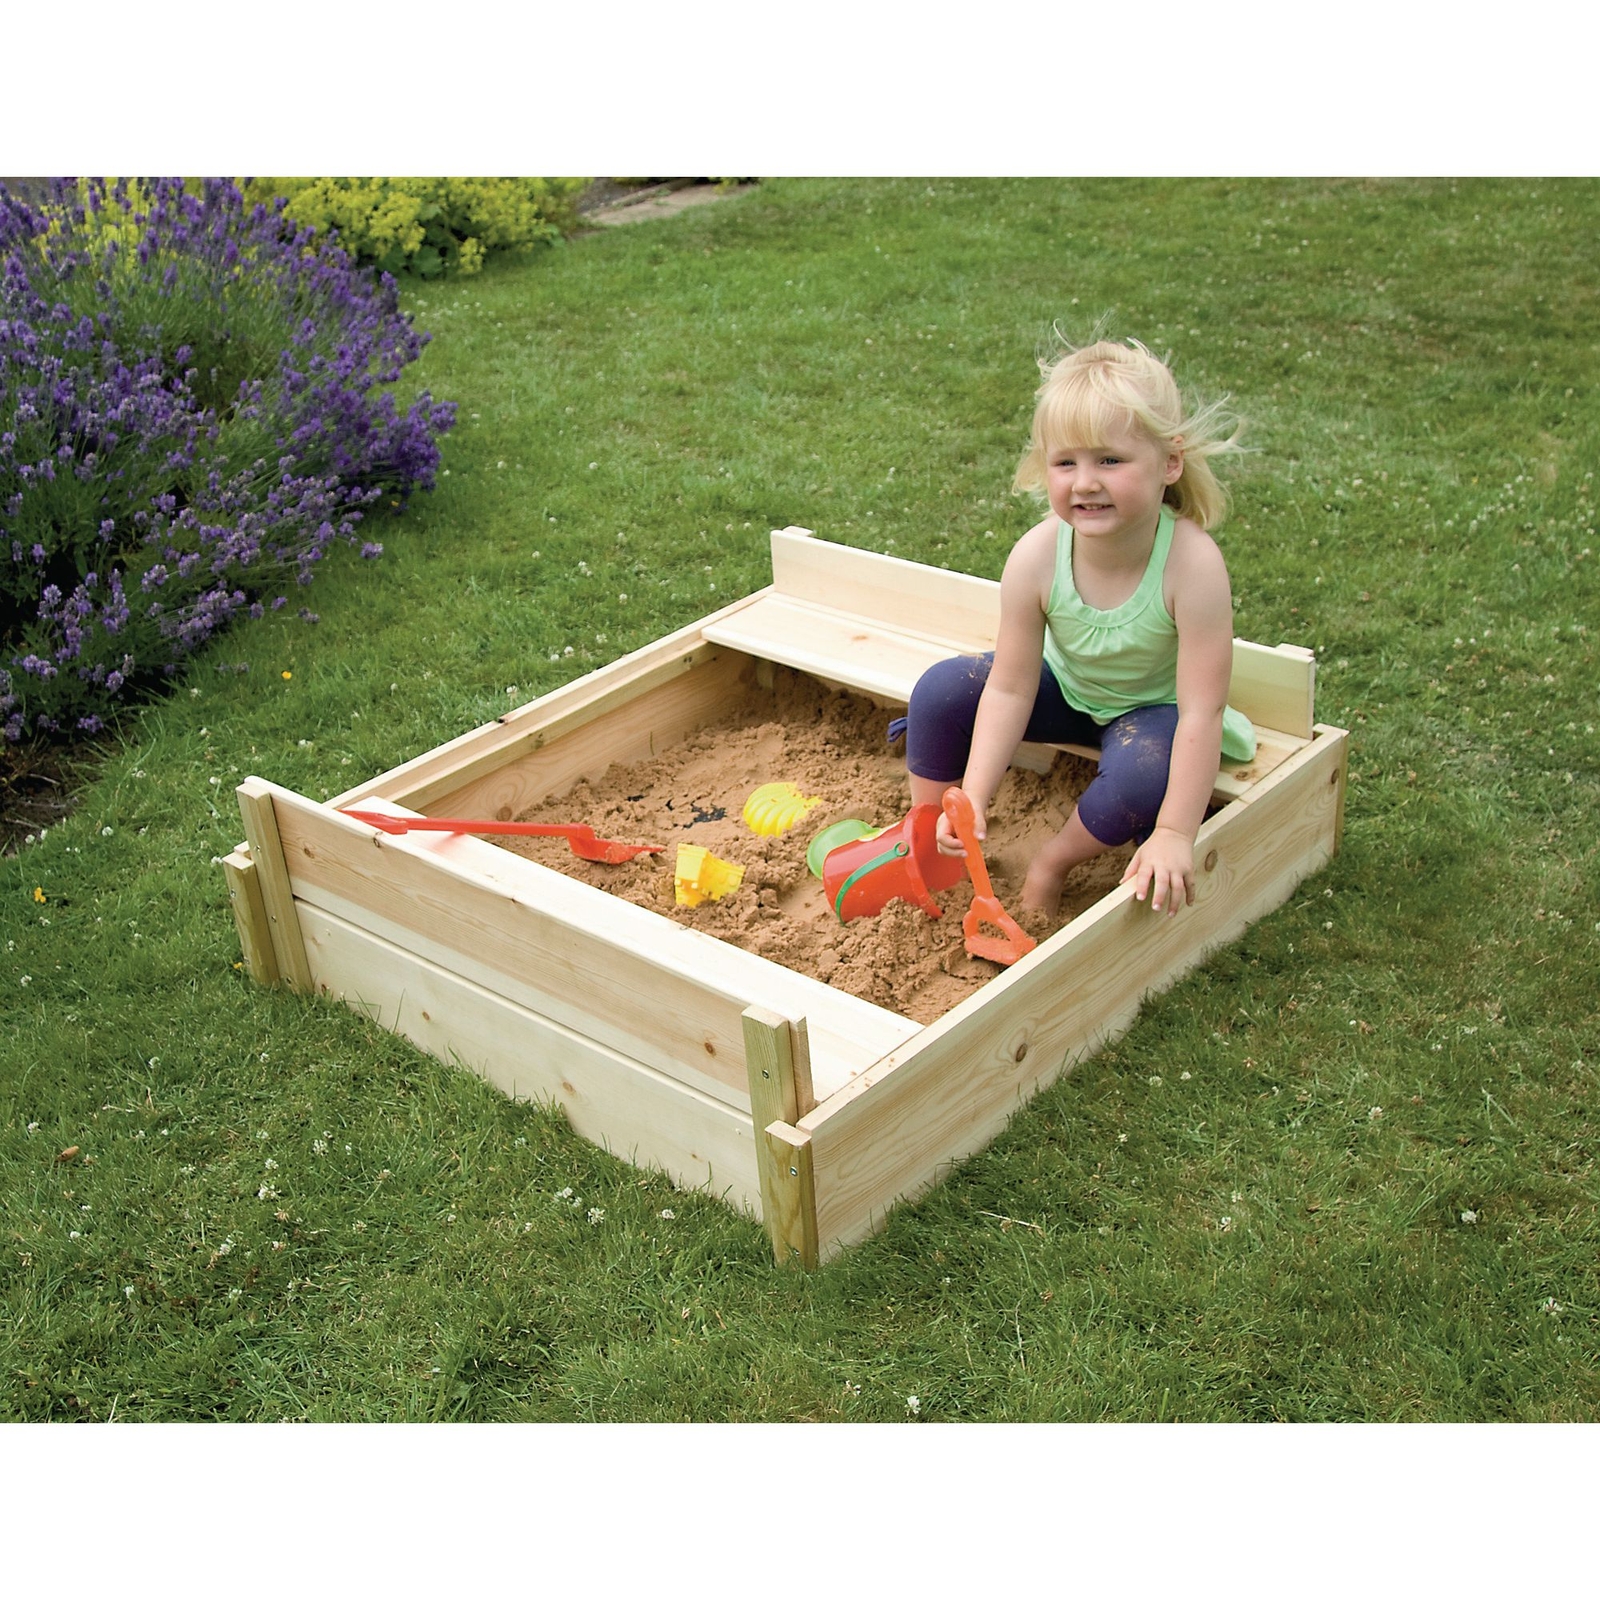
[1,176,456,741]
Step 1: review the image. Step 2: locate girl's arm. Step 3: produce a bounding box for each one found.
[1123,527,1234,914]
[946,523,1053,845]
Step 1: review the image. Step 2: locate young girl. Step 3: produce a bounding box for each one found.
[903,337,1255,920]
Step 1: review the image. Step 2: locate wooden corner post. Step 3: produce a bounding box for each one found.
[235,778,314,994]
[222,847,281,987]
[742,1006,820,1269]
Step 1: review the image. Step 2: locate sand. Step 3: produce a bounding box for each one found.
[493,670,1132,1025]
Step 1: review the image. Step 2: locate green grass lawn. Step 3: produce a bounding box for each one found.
[2,177,1596,1422]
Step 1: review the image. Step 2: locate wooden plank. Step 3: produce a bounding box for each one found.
[766,530,1317,739]
[332,588,772,812]
[266,787,919,1108]
[703,593,957,706]
[800,726,1349,1258]
[742,1007,814,1127]
[760,1122,820,1269]
[743,1008,819,1263]
[770,526,1002,649]
[235,778,313,994]
[299,902,760,1211]
[222,848,279,988]
[705,590,1309,804]
[1227,640,1316,741]
[1320,722,1350,851]
[425,647,753,822]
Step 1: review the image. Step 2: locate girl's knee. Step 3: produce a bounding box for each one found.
[905,654,991,781]
[1080,705,1179,844]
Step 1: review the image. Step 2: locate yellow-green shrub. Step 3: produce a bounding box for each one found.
[245,177,589,277]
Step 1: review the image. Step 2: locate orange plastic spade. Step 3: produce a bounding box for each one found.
[339,809,663,864]
[941,787,1037,966]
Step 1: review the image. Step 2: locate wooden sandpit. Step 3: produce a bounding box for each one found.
[224,528,1348,1265]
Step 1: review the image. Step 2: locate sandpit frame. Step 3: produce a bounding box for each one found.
[223,528,1348,1265]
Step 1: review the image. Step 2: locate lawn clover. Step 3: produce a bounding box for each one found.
[587,1207,605,1225]
[906,1395,921,1416]
[1461,1210,1479,1225]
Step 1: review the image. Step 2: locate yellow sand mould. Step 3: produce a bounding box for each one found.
[673,844,746,907]
[742,781,823,836]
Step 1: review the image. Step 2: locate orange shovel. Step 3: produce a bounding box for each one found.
[339,809,663,864]
[941,788,1037,966]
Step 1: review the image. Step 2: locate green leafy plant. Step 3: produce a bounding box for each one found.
[246,178,590,278]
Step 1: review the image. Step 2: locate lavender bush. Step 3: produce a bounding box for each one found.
[0,178,456,742]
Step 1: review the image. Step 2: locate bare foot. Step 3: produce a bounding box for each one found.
[1021,860,1065,918]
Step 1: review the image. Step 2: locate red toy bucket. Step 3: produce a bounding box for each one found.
[823,804,967,922]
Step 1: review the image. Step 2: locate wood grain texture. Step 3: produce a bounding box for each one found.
[300,902,760,1210]
[801,726,1348,1257]
[264,787,917,1108]
[331,588,770,813]
[222,848,279,987]
[761,1121,820,1268]
[235,779,313,993]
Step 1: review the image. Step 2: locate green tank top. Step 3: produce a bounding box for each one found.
[1040,508,1256,762]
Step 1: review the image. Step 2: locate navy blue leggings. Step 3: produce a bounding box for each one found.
[901,653,1179,848]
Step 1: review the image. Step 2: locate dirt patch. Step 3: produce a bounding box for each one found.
[493,670,1131,1025]
[1,737,111,859]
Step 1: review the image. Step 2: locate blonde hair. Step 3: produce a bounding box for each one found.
[1013,336,1245,530]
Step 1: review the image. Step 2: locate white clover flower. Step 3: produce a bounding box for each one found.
[658,1208,675,1220]
[906,1395,921,1416]
[1219,1217,1234,1232]
[1461,1210,1479,1225]
[101,826,113,837]
[1368,1106,1383,1121]
[263,1158,278,1171]
[555,1187,574,1201]
[1180,1071,1192,1081]
[1117,1132,1128,1144]
[587,1207,605,1225]
[1541,1297,1563,1316]
[258,1183,279,1201]
[1148,1075,1163,1087]
[124,1285,136,1299]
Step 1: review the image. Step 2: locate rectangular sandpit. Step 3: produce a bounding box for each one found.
[224,528,1348,1264]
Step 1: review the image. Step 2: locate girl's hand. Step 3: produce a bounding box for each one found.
[1122,826,1195,916]
[935,794,985,857]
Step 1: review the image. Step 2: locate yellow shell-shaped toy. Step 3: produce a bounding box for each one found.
[742,781,823,837]
[674,844,745,907]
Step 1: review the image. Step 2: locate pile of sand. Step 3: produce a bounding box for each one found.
[496,671,1130,1025]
